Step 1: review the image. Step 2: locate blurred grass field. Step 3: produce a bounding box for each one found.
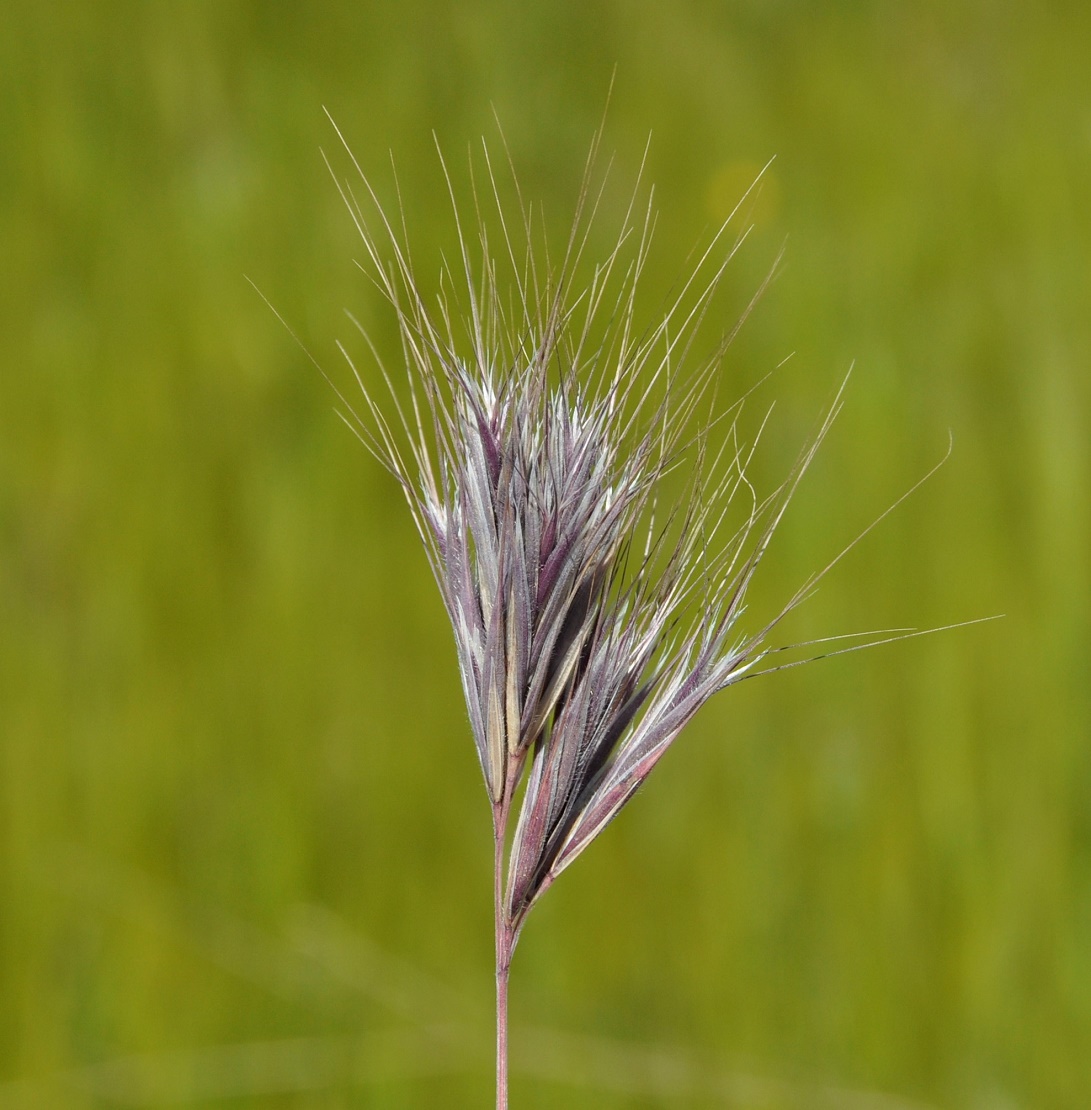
[1,2,1089,1107]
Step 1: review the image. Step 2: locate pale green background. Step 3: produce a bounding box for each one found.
[2,2,1089,1107]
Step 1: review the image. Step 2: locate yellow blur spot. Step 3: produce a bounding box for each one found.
[706,160,781,229]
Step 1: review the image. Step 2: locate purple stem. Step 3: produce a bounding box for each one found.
[494,798,513,1110]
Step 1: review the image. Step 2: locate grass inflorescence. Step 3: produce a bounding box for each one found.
[306,115,983,1109]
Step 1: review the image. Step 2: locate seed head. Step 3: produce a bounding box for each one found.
[324,122,903,941]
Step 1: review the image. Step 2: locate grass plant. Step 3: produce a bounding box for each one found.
[308,118,983,1109]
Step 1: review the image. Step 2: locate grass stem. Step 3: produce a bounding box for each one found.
[494,801,512,1110]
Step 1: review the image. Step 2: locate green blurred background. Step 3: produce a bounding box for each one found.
[2,2,1089,1107]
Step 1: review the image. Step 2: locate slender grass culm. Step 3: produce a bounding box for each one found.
[314,116,969,1109]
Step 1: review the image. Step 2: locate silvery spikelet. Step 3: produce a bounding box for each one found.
[320,121,953,1110]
